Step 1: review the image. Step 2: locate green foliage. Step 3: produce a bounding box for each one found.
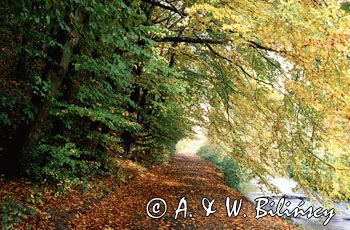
[341,2,350,13]
[197,145,245,191]
[1,196,36,230]
[1,0,193,183]
[0,94,15,126]
[31,74,51,99]
[26,136,100,188]
[0,112,10,126]
[22,99,37,122]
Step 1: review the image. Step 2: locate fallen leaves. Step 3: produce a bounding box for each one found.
[68,154,298,229]
[2,154,299,229]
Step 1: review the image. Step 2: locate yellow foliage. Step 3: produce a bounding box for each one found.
[154,0,350,200]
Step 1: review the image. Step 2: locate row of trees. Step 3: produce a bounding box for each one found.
[1,0,195,181]
[1,0,349,199]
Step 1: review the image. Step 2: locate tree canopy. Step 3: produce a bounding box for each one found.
[0,0,349,200]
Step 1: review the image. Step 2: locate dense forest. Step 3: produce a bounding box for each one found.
[0,0,350,227]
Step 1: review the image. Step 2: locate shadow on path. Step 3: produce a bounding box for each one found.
[69,153,297,229]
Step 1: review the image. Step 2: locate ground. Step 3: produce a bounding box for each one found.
[2,153,298,229]
[65,154,297,229]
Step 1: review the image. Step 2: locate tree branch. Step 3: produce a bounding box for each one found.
[154,36,226,44]
[156,36,285,54]
[140,0,187,17]
[164,0,186,17]
[192,33,278,94]
[247,40,287,53]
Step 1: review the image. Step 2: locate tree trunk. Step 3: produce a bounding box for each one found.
[3,28,79,175]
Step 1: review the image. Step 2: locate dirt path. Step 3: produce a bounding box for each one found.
[69,154,297,229]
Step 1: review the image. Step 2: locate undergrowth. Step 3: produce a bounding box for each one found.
[197,145,245,191]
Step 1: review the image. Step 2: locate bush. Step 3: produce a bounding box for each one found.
[1,196,36,230]
[0,93,15,126]
[26,136,101,191]
[197,145,244,191]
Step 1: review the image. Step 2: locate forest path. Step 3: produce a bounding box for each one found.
[69,153,297,229]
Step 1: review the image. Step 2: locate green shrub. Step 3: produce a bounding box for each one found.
[197,145,244,191]
[1,196,36,230]
[0,93,15,126]
[26,136,101,191]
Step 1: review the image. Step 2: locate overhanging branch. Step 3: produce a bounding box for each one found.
[140,0,187,17]
[156,36,285,53]
[247,40,286,53]
[155,36,226,44]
